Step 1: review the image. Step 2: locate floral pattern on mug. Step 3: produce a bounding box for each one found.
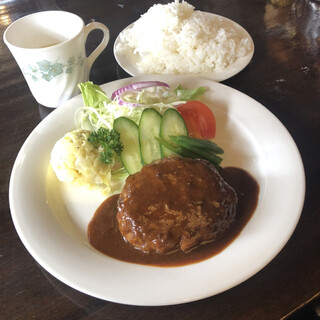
[23,54,84,82]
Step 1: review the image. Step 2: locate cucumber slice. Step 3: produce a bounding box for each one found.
[139,108,162,165]
[160,108,188,157]
[113,117,142,175]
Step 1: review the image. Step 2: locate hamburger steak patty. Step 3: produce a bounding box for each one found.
[116,157,238,254]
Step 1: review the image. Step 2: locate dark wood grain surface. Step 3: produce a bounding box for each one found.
[1,0,319,319]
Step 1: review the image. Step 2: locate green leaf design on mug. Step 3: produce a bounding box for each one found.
[37,60,51,71]
[42,73,53,81]
[22,55,84,82]
[68,57,75,64]
[65,67,73,74]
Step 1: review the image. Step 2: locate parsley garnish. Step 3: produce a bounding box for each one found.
[88,127,123,164]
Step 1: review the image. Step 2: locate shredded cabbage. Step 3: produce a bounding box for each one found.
[75,81,206,131]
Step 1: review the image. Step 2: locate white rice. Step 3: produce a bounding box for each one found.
[115,0,253,74]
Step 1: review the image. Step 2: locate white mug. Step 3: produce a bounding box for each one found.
[4,11,110,108]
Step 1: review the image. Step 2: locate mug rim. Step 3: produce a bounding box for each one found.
[4,10,85,51]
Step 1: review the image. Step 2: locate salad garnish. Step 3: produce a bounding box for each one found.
[51,80,224,196]
[75,81,207,131]
[77,80,223,171]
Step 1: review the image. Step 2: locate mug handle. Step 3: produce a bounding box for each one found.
[84,21,110,72]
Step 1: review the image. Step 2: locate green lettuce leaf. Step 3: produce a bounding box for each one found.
[174,85,207,101]
[78,81,110,108]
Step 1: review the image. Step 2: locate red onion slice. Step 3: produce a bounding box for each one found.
[111,81,170,100]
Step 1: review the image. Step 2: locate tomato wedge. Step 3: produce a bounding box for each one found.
[176,101,216,139]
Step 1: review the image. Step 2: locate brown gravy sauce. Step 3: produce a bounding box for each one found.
[87,167,259,267]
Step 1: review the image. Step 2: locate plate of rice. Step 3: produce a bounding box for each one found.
[114,1,254,82]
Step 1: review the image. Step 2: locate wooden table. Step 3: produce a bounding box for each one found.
[1,0,319,319]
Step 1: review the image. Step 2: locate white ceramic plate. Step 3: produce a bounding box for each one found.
[9,75,305,306]
[114,13,254,82]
